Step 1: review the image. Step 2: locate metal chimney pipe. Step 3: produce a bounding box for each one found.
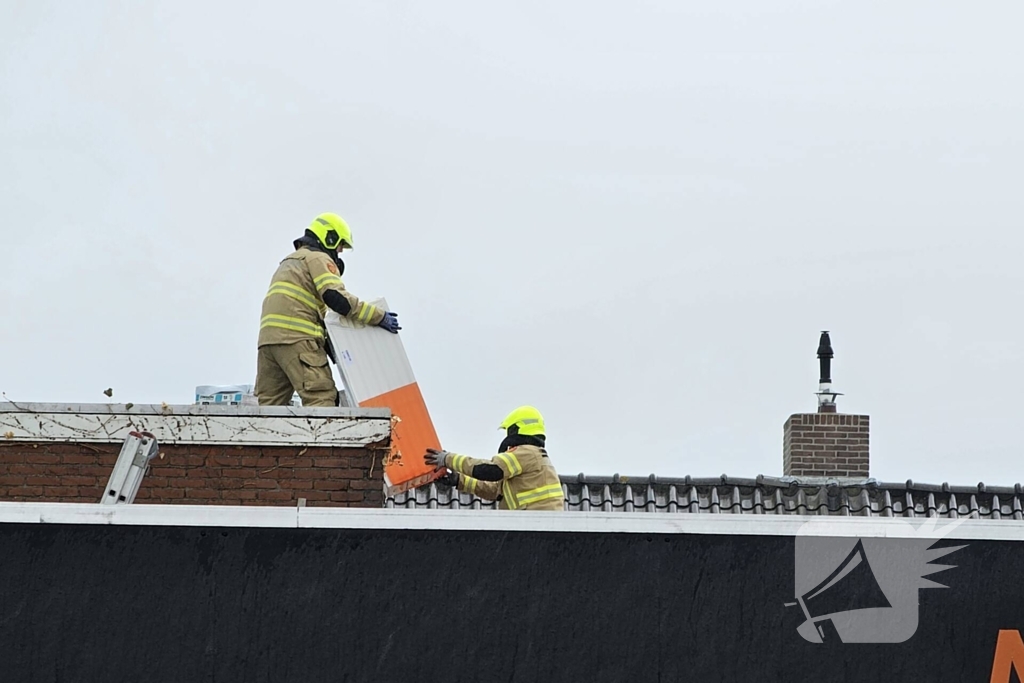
[815,331,841,412]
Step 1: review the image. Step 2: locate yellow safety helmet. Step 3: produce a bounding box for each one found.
[499,405,546,437]
[308,212,354,251]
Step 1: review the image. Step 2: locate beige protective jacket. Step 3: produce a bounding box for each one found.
[448,445,564,511]
[258,247,385,347]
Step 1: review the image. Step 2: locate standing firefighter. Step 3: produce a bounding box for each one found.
[256,212,402,406]
[424,406,564,511]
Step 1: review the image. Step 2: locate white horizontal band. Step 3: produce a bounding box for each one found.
[0,501,1021,541]
[0,402,390,446]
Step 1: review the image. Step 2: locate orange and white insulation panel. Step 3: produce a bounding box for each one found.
[324,299,442,495]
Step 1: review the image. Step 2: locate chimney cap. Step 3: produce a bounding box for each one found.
[817,331,834,359]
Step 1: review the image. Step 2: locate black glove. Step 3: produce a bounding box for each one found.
[323,329,338,364]
[378,311,401,334]
[438,471,460,487]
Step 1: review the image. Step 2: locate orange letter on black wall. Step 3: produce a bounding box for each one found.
[991,630,1024,683]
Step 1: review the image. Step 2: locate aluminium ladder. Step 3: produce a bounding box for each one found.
[100,430,160,505]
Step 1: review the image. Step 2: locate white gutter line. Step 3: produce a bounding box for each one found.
[1,502,1023,541]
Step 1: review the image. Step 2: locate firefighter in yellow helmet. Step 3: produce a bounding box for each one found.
[255,212,402,407]
[424,406,565,511]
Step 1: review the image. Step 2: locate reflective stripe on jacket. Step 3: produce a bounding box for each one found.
[258,248,385,347]
[451,444,564,511]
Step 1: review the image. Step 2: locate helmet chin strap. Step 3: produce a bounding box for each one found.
[498,431,546,454]
[293,233,346,276]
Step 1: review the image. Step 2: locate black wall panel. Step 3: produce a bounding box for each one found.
[0,524,1019,682]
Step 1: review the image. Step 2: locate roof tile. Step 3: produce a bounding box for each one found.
[386,475,1024,520]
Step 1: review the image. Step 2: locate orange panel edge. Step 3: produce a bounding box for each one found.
[359,382,444,497]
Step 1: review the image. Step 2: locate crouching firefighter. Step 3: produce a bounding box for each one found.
[256,212,402,407]
[424,406,565,511]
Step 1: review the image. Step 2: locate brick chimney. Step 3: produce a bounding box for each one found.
[783,332,870,479]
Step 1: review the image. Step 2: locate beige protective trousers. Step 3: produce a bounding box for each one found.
[255,338,338,407]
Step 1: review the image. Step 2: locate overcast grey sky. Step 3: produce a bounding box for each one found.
[2,1,1022,486]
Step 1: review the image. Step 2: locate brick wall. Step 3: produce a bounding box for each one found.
[0,442,384,507]
[783,413,870,478]
[0,402,392,507]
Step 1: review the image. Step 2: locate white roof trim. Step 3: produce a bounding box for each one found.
[0,402,390,418]
[0,403,389,446]
[1,502,1022,541]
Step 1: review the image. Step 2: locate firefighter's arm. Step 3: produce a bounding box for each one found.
[308,256,384,325]
[456,474,502,501]
[443,451,523,481]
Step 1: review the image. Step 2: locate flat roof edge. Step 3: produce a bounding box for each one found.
[0,502,1021,541]
[0,402,390,419]
[0,403,390,446]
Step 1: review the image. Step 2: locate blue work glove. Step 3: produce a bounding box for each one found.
[378,311,401,334]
